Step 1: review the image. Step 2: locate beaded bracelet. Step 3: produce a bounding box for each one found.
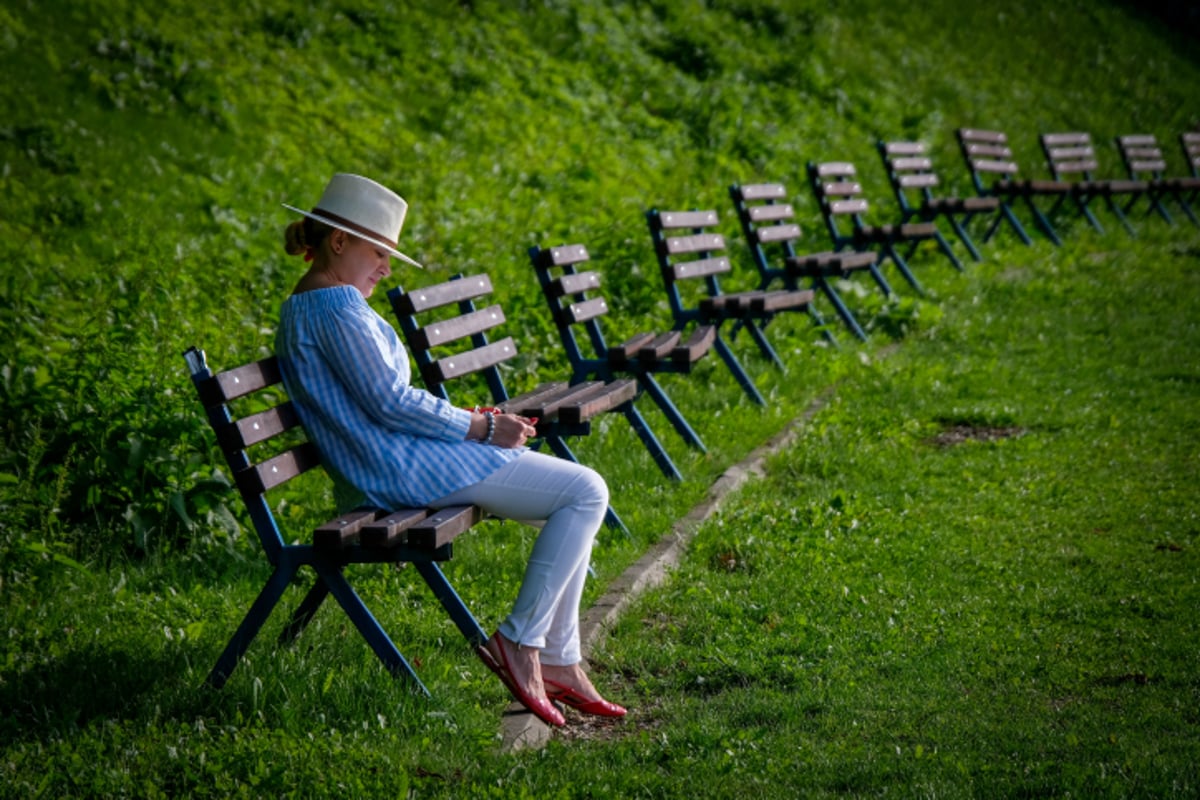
[482,411,496,445]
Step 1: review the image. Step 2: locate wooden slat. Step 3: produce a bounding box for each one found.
[892,156,932,171]
[609,332,656,361]
[747,203,794,222]
[898,174,939,189]
[1048,146,1094,160]
[885,141,926,156]
[555,379,638,424]
[1042,132,1090,147]
[554,270,602,296]
[565,296,609,324]
[238,442,321,496]
[815,162,857,177]
[224,402,302,451]
[755,223,802,243]
[966,143,1013,159]
[670,256,731,280]
[658,209,720,229]
[1128,159,1167,172]
[510,381,603,420]
[822,181,862,196]
[361,508,429,548]
[497,382,571,416]
[393,275,493,314]
[313,508,382,550]
[752,289,812,313]
[407,505,484,550]
[205,357,282,405]
[673,324,716,366]
[665,233,725,255]
[959,128,1008,144]
[830,199,869,214]
[637,331,682,360]
[1052,160,1098,175]
[545,244,590,266]
[1118,134,1157,147]
[738,183,787,200]
[431,336,517,382]
[411,305,505,350]
[972,159,1019,174]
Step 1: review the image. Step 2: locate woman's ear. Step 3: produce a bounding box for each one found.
[329,228,347,255]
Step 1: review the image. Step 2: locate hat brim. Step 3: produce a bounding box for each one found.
[282,203,424,269]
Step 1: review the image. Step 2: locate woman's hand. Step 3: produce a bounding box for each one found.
[490,413,537,448]
[468,411,537,448]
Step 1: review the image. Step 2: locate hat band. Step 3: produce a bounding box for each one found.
[313,207,398,250]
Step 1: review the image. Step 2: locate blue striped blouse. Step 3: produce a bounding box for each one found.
[275,285,521,509]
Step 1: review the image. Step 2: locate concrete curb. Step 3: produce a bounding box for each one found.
[498,388,836,751]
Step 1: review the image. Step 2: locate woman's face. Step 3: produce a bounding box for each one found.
[330,231,393,297]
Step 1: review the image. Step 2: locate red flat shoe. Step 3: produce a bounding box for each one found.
[545,678,627,718]
[475,634,566,728]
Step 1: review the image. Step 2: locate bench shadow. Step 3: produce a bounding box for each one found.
[0,642,204,747]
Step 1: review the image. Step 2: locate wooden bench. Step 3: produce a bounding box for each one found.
[1114,133,1198,226]
[876,140,1002,264]
[1039,131,1148,237]
[806,160,951,296]
[529,242,716,475]
[646,207,817,406]
[956,127,1072,246]
[1181,132,1200,225]
[729,181,882,342]
[183,347,488,696]
[387,274,638,534]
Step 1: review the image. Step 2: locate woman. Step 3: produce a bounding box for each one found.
[274,173,625,727]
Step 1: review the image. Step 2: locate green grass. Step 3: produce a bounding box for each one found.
[2,0,1200,797]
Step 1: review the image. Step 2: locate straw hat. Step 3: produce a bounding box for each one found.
[283,173,422,268]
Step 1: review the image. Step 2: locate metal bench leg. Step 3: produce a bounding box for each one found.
[543,434,631,537]
[883,244,926,296]
[638,373,706,452]
[817,278,868,342]
[714,335,766,405]
[950,214,985,261]
[207,563,296,689]
[806,302,839,347]
[743,317,786,370]
[866,260,895,297]
[1107,195,1138,236]
[411,560,489,647]
[278,576,330,645]
[1026,196,1063,246]
[620,402,683,481]
[313,561,429,695]
[933,229,965,271]
[991,202,1034,246]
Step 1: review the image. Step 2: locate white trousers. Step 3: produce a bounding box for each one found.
[431,450,608,666]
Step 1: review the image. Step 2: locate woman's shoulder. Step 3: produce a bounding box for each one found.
[282,285,365,314]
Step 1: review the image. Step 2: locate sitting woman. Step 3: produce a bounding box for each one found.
[274,173,625,727]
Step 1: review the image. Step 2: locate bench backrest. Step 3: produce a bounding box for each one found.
[646,208,732,319]
[729,182,805,280]
[387,275,517,404]
[529,243,615,371]
[957,128,1021,193]
[1040,132,1102,182]
[807,161,869,244]
[878,141,941,212]
[184,348,320,563]
[1183,132,1200,178]
[1116,134,1169,180]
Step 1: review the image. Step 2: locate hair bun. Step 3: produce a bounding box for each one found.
[283,219,309,256]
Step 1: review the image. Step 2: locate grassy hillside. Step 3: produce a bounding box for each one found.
[3,0,1197,569]
[2,0,1199,796]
